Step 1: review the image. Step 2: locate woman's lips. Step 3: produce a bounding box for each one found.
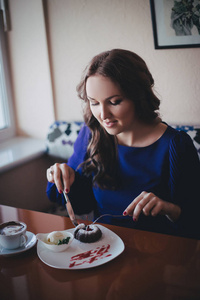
[103,120,117,128]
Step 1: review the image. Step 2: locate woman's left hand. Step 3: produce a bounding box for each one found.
[123,191,181,223]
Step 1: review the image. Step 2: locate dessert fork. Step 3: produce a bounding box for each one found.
[92,214,125,224]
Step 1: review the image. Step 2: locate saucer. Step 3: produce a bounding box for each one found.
[0,231,37,256]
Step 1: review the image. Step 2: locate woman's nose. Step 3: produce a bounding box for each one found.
[100,105,110,120]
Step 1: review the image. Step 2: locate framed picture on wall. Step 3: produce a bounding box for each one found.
[150,0,200,49]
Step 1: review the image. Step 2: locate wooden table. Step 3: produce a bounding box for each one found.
[0,204,200,300]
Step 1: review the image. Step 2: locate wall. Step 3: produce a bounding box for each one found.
[7,0,55,139]
[7,0,200,141]
[46,0,200,125]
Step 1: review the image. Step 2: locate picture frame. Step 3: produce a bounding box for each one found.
[150,0,200,49]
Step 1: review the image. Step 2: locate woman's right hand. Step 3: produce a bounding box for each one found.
[46,163,75,194]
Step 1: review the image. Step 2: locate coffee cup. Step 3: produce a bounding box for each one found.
[0,221,27,250]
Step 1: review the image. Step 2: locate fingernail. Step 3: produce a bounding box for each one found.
[59,190,63,194]
[133,217,137,222]
[65,188,69,193]
[123,211,127,216]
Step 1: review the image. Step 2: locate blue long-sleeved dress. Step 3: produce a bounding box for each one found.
[46,123,200,239]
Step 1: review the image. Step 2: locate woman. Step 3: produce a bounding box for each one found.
[46,49,200,239]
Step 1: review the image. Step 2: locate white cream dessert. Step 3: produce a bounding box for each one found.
[36,230,73,252]
[47,231,65,244]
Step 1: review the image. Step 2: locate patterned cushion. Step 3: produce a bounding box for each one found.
[173,125,200,160]
[46,121,84,159]
[46,121,200,160]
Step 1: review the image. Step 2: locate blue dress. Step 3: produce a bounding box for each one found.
[46,124,200,239]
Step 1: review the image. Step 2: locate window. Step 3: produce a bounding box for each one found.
[0,0,15,142]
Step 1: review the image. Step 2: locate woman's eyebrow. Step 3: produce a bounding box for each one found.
[87,95,121,101]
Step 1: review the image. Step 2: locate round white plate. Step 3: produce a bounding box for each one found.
[37,225,125,270]
[0,231,37,256]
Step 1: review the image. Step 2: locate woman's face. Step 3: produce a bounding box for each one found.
[86,74,137,136]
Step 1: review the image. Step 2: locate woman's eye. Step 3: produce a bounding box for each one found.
[110,99,122,106]
[90,102,99,106]
[88,99,99,106]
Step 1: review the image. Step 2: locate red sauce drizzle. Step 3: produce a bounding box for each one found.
[86,225,92,231]
[69,244,111,268]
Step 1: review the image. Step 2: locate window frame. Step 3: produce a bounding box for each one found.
[0,7,15,142]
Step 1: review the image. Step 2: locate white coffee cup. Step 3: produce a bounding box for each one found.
[0,221,27,250]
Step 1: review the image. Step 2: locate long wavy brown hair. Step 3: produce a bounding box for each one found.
[76,49,161,189]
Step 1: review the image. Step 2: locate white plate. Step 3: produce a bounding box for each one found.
[37,225,125,270]
[0,231,37,256]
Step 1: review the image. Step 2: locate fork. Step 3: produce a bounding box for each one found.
[92,214,125,224]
